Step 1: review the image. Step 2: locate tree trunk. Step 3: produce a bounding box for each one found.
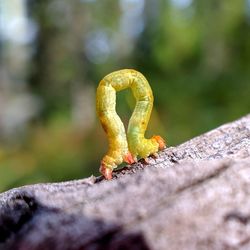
[0,114,250,250]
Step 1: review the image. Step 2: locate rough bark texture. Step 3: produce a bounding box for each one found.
[0,114,250,250]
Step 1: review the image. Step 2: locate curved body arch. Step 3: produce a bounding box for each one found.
[96,69,165,179]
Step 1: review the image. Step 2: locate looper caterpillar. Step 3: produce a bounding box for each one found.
[96,69,166,180]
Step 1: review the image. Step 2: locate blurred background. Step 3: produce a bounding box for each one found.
[0,0,249,192]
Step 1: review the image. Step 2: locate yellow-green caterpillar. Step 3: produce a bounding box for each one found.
[96,69,166,180]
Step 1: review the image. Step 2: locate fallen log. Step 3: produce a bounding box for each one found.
[0,114,249,250]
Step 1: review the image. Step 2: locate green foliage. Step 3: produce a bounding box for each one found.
[0,0,249,192]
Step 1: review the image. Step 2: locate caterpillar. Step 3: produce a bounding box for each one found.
[96,69,166,180]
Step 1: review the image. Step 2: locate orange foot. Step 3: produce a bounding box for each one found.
[152,135,166,150]
[99,161,113,180]
[123,152,136,164]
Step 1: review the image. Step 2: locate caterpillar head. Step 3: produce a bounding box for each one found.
[152,135,166,150]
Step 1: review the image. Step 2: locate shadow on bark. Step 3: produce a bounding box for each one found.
[0,191,151,250]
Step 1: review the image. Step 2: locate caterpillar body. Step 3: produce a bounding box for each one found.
[96,69,166,180]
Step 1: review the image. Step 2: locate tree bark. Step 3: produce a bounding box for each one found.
[0,114,250,250]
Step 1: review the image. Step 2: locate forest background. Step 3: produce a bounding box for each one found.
[0,0,249,192]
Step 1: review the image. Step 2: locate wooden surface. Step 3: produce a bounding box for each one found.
[0,114,250,250]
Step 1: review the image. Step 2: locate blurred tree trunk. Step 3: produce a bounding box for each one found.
[29,0,87,117]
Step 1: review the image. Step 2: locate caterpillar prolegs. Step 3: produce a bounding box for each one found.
[96,69,166,180]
